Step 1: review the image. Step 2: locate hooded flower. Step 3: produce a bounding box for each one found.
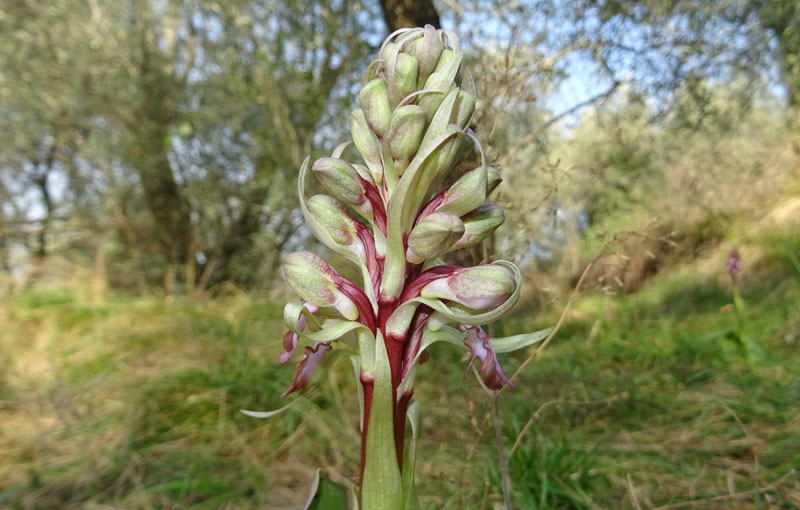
[279,303,319,365]
[281,342,332,398]
[460,324,513,390]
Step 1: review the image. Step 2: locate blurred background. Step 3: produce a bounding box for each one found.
[1,0,799,508]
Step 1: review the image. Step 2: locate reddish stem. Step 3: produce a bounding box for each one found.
[395,389,413,469]
[359,372,375,484]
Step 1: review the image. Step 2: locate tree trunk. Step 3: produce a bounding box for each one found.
[126,23,196,289]
[378,0,440,31]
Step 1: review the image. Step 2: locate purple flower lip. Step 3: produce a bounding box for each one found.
[281,342,332,398]
[461,324,513,390]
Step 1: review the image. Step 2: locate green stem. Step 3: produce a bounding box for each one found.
[361,331,403,510]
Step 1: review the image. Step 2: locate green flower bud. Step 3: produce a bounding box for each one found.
[451,89,475,129]
[380,42,398,60]
[307,194,358,247]
[312,158,372,219]
[283,251,358,320]
[406,212,465,264]
[411,25,442,83]
[420,264,516,310]
[486,167,503,195]
[425,49,456,88]
[350,109,383,184]
[419,49,459,121]
[427,124,466,196]
[386,105,426,169]
[359,78,392,138]
[451,203,505,250]
[387,53,419,108]
[437,166,487,217]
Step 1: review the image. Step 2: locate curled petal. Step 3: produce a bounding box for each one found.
[279,331,299,365]
[279,303,319,364]
[461,325,513,390]
[282,342,332,398]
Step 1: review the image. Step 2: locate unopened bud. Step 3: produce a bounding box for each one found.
[359,78,392,138]
[350,109,383,184]
[437,166,487,217]
[283,251,358,320]
[307,195,358,247]
[451,89,475,129]
[386,105,426,168]
[388,53,419,108]
[452,203,505,250]
[424,49,456,90]
[406,212,465,264]
[486,167,503,194]
[427,124,466,192]
[420,264,516,310]
[411,25,442,83]
[312,158,365,205]
[380,42,398,60]
[419,49,459,120]
[312,158,372,218]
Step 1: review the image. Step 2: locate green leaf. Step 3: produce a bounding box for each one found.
[239,402,293,419]
[290,319,371,358]
[402,401,421,510]
[491,327,553,353]
[348,354,365,432]
[303,469,350,510]
[398,326,465,392]
[301,319,371,345]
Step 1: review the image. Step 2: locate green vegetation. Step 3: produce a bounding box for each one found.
[2,1,800,508]
[2,229,798,509]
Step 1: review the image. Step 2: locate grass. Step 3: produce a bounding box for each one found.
[1,238,799,509]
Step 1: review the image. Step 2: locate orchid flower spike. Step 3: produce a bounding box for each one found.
[266,25,551,510]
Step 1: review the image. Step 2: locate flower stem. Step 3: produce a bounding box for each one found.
[361,330,403,510]
[492,390,513,510]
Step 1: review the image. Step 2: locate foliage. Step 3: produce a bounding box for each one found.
[0,0,381,291]
[1,226,799,508]
[3,0,798,293]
